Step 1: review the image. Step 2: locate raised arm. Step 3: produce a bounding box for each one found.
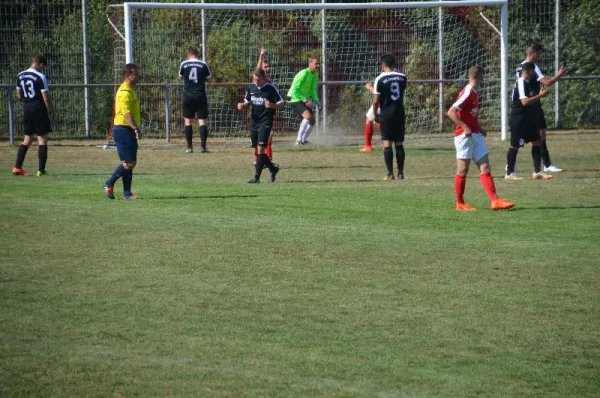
[256,48,267,72]
[539,66,566,88]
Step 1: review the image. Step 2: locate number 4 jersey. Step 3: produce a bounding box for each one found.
[16,68,49,111]
[373,71,407,126]
[179,59,212,99]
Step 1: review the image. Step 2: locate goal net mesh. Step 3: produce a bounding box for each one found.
[108,2,502,140]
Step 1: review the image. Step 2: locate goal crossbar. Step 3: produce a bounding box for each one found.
[118,1,509,140]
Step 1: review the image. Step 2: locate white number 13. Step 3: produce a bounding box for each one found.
[390,82,401,101]
[20,81,35,99]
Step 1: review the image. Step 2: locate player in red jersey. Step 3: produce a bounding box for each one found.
[447,66,515,211]
[255,48,275,164]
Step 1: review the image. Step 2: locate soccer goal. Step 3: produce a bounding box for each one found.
[108,1,509,141]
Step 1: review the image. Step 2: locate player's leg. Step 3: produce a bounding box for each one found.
[537,108,560,172]
[13,134,34,176]
[300,110,316,144]
[382,142,394,180]
[197,96,210,153]
[183,97,194,152]
[37,134,48,176]
[360,107,375,152]
[505,119,523,180]
[265,131,274,161]
[531,139,552,180]
[290,102,307,145]
[105,127,139,199]
[453,133,475,210]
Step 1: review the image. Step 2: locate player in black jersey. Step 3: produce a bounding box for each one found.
[13,55,57,177]
[371,54,407,180]
[514,43,566,173]
[506,62,552,181]
[237,69,285,183]
[179,46,212,153]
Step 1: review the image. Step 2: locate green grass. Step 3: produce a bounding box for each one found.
[1,133,600,396]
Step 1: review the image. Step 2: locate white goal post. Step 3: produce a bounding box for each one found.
[117,1,509,140]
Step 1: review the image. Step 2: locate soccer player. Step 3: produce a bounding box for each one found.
[447,66,515,211]
[13,55,57,177]
[256,48,275,163]
[506,62,552,181]
[288,56,320,146]
[359,82,378,153]
[104,64,143,200]
[371,54,406,180]
[179,46,212,153]
[515,43,566,172]
[237,69,284,183]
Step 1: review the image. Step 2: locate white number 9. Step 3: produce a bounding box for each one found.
[390,82,401,101]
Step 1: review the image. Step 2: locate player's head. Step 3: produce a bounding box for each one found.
[123,63,140,85]
[187,46,200,59]
[253,68,267,87]
[308,56,320,73]
[526,42,544,62]
[381,54,396,71]
[520,62,535,80]
[468,65,484,85]
[262,59,271,78]
[31,55,47,71]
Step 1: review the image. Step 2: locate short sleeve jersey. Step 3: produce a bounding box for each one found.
[16,68,49,110]
[179,59,212,98]
[373,71,407,125]
[515,62,544,95]
[511,77,536,118]
[452,85,480,136]
[244,83,284,127]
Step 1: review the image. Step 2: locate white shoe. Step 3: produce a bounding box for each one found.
[504,173,523,180]
[505,165,520,173]
[543,164,562,172]
[532,171,553,180]
[186,147,193,153]
[295,141,303,146]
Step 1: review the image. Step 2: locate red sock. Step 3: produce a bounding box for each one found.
[480,172,498,201]
[364,121,373,147]
[454,174,466,204]
[265,139,273,160]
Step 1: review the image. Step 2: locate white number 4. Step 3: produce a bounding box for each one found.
[189,67,198,83]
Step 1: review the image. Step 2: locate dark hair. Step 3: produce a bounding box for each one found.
[521,62,535,75]
[253,68,266,79]
[122,63,138,79]
[527,42,544,55]
[187,46,200,57]
[32,55,47,66]
[381,53,396,68]
[468,65,483,80]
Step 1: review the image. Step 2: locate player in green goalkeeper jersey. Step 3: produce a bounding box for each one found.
[287,56,320,145]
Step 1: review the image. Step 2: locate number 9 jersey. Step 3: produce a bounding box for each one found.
[16,68,49,110]
[373,71,407,127]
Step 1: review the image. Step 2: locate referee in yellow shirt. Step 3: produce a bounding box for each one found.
[104,64,142,200]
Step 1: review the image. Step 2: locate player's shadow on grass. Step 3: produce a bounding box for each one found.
[289,165,377,170]
[285,179,374,183]
[512,205,600,211]
[146,194,265,200]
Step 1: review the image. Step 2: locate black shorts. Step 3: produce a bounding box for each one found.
[183,96,208,119]
[290,101,313,117]
[112,126,138,162]
[250,124,272,148]
[23,107,52,136]
[380,122,405,143]
[536,106,547,130]
[510,116,541,147]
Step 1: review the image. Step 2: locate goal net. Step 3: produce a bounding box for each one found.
[108,1,507,141]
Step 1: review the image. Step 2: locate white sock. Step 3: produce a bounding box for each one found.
[297,119,309,142]
[301,124,313,142]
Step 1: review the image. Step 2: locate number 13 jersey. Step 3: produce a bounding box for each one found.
[16,68,49,111]
[373,71,407,126]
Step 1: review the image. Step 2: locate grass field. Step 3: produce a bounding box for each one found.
[1,132,599,396]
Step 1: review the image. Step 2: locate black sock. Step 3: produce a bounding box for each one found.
[541,139,551,167]
[395,144,405,176]
[506,147,518,175]
[532,146,542,173]
[38,145,48,172]
[200,125,208,148]
[261,153,275,172]
[122,169,133,195]
[15,144,29,169]
[384,147,394,176]
[184,125,193,148]
[107,163,126,186]
[255,154,264,179]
